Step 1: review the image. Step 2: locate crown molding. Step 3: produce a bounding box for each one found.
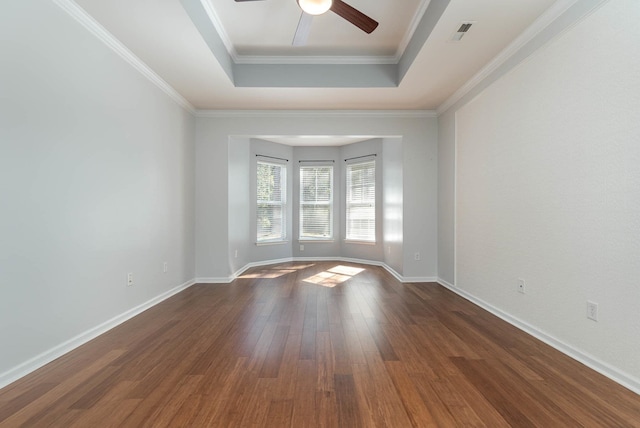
[437,0,586,115]
[195,109,437,118]
[199,0,238,60]
[395,0,432,60]
[52,0,196,114]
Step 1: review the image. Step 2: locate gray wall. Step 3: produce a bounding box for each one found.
[194,113,438,280]
[227,137,250,274]
[402,118,438,280]
[437,0,640,389]
[0,0,195,381]
[383,138,404,275]
[437,111,455,285]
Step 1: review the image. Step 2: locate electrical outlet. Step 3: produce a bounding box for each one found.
[414,252,421,261]
[587,301,598,321]
[127,272,134,286]
[163,262,168,273]
[517,278,526,294]
[300,244,304,251]
[388,246,391,255]
[234,250,238,258]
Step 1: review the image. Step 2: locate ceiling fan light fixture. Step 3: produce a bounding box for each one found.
[297,0,332,15]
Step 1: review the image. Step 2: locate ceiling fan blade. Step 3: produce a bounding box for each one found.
[330,0,378,34]
[292,12,314,46]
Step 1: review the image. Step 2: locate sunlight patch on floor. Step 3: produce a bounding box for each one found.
[239,269,296,279]
[277,263,315,270]
[303,265,365,287]
[238,263,316,279]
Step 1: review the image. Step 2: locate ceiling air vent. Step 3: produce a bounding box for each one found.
[450,21,474,42]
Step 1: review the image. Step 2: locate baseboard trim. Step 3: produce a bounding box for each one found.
[402,276,439,283]
[437,278,455,289]
[0,278,196,390]
[195,258,298,283]
[217,257,433,284]
[235,257,297,279]
[194,276,235,284]
[436,277,640,396]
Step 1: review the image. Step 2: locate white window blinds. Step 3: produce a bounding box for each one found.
[257,161,286,242]
[346,160,375,242]
[300,165,333,240]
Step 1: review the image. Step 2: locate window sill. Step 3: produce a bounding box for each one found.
[344,239,376,246]
[256,240,289,246]
[299,239,335,243]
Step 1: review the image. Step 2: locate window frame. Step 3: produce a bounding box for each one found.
[299,164,334,241]
[256,160,287,244]
[345,159,376,243]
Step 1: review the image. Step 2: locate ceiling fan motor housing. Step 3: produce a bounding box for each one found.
[297,0,333,15]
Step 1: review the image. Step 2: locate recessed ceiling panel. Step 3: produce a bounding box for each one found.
[210,0,427,58]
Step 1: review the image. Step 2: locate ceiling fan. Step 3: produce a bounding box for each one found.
[234,0,379,46]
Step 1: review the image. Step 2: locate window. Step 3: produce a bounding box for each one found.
[300,165,333,240]
[346,160,375,242]
[257,161,286,242]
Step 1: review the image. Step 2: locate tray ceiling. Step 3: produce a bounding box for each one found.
[71,0,558,109]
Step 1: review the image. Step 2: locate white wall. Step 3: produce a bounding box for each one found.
[0,0,195,383]
[441,0,640,388]
[195,113,438,280]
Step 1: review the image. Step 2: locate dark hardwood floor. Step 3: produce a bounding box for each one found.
[1,261,639,427]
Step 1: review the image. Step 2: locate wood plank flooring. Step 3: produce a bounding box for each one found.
[1,261,639,427]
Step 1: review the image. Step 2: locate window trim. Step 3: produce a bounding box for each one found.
[256,160,287,243]
[344,239,376,245]
[345,159,376,243]
[255,240,289,246]
[299,164,334,241]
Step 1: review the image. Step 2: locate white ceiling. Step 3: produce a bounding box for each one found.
[72,0,557,110]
